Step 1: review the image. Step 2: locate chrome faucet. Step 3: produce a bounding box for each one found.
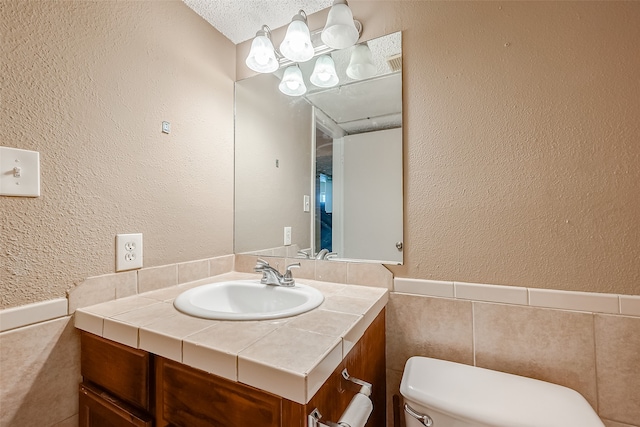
[315,249,329,259]
[254,259,300,287]
[315,249,338,260]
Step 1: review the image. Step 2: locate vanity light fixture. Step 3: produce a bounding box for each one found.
[279,10,314,63]
[279,65,307,96]
[321,0,360,50]
[310,55,339,88]
[346,43,376,80]
[246,25,279,73]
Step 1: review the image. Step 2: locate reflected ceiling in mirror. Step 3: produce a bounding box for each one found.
[235,31,403,264]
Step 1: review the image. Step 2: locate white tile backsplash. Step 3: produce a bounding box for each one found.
[455,281,529,305]
[620,295,640,316]
[529,288,620,313]
[394,277,638,317]
[395,278,454,298]
[0,298,68,332]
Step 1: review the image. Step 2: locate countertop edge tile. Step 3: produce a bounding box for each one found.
[237,355,307,404]
[103,317,139,348]
[74,310,104,337]
[306,339,343,400]
[182,341,238,381]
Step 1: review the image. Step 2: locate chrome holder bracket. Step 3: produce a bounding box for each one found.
[308,370,373,427]
[308,408,341,427]
[341,368,372,396]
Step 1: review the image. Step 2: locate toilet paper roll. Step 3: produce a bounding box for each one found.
[338,393,373,427]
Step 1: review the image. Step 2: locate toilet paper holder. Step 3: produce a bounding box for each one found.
[341,368,372,397]
[308,408,339,427]
[308,369,372,427]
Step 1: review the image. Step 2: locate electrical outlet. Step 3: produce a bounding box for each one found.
[284,227,292,246]
[116,233,143,271]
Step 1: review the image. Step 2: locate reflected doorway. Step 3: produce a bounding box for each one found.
[315,127,333,254]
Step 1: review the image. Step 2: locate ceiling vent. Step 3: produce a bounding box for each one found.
[386,53,402,72]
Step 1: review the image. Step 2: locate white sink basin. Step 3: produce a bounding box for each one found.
[173,280,324,320]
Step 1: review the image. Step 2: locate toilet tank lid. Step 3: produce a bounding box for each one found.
[400,357,604,427]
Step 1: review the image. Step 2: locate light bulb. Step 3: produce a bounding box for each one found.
[321,0,360,49]
[246,27,278,73]
[310,55,339,88]
[279,11,314,63]
[346,44,376,80]
[317,72,331,82]
[279,65,307,96]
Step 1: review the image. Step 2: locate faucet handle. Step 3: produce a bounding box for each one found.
[256,258,269,266]
[254,258,270,269]
[285,262,301,273]
[254,259,273,277]
[280,263,301,286]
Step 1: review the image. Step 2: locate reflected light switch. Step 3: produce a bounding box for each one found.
[0,147,40,197]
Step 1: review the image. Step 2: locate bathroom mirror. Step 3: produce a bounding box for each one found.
[235,31,403,264]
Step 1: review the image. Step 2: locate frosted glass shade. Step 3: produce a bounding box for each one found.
[246,33,278,73]
[279,66,307,96]
[321,0,359,49]
[310,55,339,88]
[279,14,314,63]
[346,44,376,80]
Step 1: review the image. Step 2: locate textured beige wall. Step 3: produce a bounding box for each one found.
[1,0,236,308]
[238,1,640,295]
[387,1,640,295]
[235,73,312,254]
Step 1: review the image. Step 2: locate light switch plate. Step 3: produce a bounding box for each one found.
[0,147,40,197]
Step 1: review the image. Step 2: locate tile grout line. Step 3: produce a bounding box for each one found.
[471,302,477,367]
[591,313,600,415]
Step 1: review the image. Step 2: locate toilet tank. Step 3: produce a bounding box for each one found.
[400,357,604,427]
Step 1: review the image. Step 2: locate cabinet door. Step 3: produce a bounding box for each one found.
[81,332,152,411]
[79,384,153,427]
[158,358,282,427]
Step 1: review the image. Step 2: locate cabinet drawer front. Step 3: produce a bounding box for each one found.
[81,332,151,411]
[79,384,152,427]
[159,358,281,427]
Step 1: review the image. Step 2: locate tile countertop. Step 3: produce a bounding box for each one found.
[74,272,389,405]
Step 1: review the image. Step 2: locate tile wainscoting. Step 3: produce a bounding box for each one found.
[2,258,638,427]
[386,278,640,427]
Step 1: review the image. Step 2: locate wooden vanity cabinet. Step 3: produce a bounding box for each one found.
[79,383,153,427]
[79,333,154,426]
[80,333,153,411]
[155,358,282,427]
[80,309,386,427]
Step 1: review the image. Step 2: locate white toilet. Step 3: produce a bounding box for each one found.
[400,356,604,427]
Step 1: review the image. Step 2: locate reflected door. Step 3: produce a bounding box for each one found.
[333,127,403,263]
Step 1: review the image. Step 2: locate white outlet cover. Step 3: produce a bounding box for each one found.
[0,147,40,197]
[284,226,292,246]
[116,233,143,272]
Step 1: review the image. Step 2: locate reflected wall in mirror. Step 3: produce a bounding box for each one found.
[235,31,403,264]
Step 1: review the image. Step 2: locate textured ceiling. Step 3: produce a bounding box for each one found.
[183,0,334,44]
